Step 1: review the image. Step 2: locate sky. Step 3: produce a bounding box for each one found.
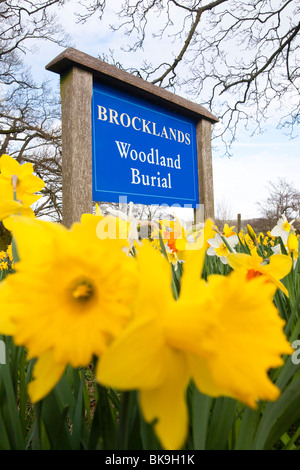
[24,1,300,222]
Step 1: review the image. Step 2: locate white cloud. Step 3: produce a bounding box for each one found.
[213,132,299,219]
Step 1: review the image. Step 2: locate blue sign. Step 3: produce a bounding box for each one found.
[91,81,199,207]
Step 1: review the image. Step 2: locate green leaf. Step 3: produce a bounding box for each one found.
[191,386,213,450]
[0,409,12,450]
[40,390,72,450]
[88,384,117,450]
[253,376,300,450]
[0,363,25,449]
[234,406,261,450]
[70,371,84,450]
[205,397,238,450]
[140,413,162,450]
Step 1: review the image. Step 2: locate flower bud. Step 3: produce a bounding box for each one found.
[247,224,257,243]
[287,232,298,254]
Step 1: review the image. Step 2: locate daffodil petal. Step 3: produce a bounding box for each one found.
[19,174,45,193]
[0,281,16,335]
[18,162,34,178]
[0,200,34,221]
[4,216,66,264]
[264,254,292,281]
[188,273,293,408]
[180,219,213,300]
[136,241,174,306]
[97,315,165,390]
[28,350,65,403]
[140,348,189,450]
[227,252,252,270]
[188,353,231,398]
[0,154,20,178]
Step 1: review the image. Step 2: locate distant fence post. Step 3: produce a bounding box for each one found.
[237,213,241,233]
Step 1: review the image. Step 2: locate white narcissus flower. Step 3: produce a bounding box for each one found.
[207,233,239,264]
[271,244,281,255]
[271,215,295,245]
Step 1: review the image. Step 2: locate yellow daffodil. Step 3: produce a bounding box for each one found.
[223,223,236,237]
[0,200,35,221]
[0,154,45,207]
[165,244,182,267]
[243,233,256,250]
[227,248,292,297]
[0,216,138,402]
[158,217,187,252]
[97,220,292,450]
[287,232,299,260]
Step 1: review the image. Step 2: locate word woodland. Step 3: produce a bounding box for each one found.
[115,140,181,188]
[115,141,181,169]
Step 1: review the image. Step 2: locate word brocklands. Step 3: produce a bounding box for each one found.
[97,105,192,145]
[115,140,183,189]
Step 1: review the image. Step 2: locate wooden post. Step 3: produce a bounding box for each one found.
[60,66,93,228]
[194,119,214,224]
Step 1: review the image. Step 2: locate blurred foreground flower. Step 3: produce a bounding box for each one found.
[97,220,292,450]
[0,216,138,402]
[82,203,145,253]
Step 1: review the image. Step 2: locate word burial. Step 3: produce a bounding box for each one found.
[92,81,199,207]
[116,141,182,189]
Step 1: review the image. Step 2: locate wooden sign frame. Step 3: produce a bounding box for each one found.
[46,48,218,228]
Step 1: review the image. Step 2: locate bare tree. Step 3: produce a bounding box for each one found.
[0,0,69,221]
[257,177,300,224]
[215,198,234,227]
[0,0,66,57]
[2,0,300,220]
[77,0,300,153]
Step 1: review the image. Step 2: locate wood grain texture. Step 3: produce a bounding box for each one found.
[47,47,218,123]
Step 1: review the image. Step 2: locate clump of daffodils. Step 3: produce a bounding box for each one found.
[0,245,13,272]
[0,157,295,451]
[0,214,293,450]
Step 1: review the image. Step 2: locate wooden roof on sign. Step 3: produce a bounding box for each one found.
[46,47,219,124]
